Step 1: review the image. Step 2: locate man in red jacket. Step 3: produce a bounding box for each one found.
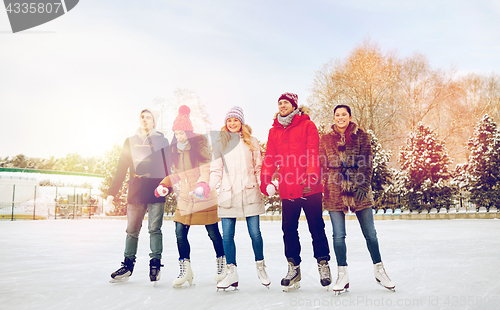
[260,92,331,291]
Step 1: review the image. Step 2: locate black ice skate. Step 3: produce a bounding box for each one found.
[149,258,163,286]
[281,258,301,292]
[317,257,332,289]
[110,257,135,283]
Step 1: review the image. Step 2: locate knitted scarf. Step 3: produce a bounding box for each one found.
[277,109,300,128]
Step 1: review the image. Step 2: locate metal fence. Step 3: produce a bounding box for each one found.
[0,184,103,221]
[374,193,498,213]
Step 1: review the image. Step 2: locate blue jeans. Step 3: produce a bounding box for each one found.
[221,215,264,266]
[329,208,382,266]
[124,203,164,260]
[281,192,330,264]
[175,221,224,260]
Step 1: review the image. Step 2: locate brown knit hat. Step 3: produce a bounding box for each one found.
[172,105,194,131]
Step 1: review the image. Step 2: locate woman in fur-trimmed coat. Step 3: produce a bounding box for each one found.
[319,104,395,293]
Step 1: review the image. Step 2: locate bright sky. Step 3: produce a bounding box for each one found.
[1,0,499,159]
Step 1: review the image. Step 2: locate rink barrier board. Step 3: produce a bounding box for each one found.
[90,212,500,221]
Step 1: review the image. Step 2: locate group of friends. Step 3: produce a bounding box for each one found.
[106,92,396,294]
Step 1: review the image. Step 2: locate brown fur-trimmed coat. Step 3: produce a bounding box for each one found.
[319,123,374,213]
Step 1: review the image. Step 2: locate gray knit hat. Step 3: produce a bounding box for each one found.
[224,106,245,125]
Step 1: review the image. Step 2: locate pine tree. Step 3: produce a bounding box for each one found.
[465,115,500,210]
[398,123,455,211]
[368,130,393,210]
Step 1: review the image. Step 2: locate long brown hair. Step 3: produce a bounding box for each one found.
[170,131,210,169]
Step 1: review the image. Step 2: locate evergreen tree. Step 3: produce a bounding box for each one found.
[368,130,393,210]
[398,123,455,211]
[465,115,500,210]
[94,144,128,216]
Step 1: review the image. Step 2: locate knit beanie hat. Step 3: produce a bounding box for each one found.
[278,92,298,108]
[224,106,245,125]
[172,105,194,131]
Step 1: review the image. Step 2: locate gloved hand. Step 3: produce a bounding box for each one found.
[355,188,367,201]
[155,184,169,197]
[190,182,210,200]
[266,184,276,196]
[260,176,273,196]
[106,195,114,205]
[302,175,318,195]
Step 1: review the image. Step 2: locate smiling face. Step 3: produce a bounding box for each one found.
[174,130,188,143]
[140,111,155,133]
[334,107,352,132]
[278,99,296,117]
[226,117,242,133]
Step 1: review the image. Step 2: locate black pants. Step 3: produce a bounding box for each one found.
[281,192,330,264]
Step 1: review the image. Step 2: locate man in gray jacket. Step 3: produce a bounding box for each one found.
[107,109,171,284]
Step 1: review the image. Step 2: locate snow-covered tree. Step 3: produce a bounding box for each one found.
[94,144,129,215]
[464,115,500,210]
[397,123,455,210]
[258,140,282,214]
[368,130,393,209]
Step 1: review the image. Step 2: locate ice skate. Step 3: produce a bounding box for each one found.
[110,257,135,283]
[217,264,238,291]
[149,258,163,286]
[332,266,349,295]
[317,257,332,290]
[214,255,227,283]
[281,258,301,292]
[374,262,395,291]
[172,259,194,288]
[256,259,271,287]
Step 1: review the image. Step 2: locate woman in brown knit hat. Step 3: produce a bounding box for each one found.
[155,105,226,287]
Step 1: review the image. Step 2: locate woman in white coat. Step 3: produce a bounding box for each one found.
[210,106,271,290]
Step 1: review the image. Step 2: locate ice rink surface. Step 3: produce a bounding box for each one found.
[1,218,499,310]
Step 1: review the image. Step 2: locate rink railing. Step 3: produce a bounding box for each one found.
[1,181,498,221]
[0,183,103,221]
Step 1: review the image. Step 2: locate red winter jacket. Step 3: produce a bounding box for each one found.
[261,108,323,199]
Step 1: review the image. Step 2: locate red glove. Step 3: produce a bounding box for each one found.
[154,184,169,198]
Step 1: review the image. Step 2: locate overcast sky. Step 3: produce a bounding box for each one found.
[1,0,499,159]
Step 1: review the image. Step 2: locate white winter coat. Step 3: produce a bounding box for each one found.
[210,133,265,218]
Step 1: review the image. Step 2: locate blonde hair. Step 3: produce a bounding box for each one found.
[219,124,256,152]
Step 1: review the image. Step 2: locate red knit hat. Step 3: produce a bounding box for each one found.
[278,92,298,108]
[172,105,194,131]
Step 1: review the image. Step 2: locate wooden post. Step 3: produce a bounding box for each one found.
[33,186,37,220]
[11,184,15,221]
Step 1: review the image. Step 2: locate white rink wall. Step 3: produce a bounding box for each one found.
[0,172,105,218]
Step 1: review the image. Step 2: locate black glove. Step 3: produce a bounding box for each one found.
[302,175,318,195]
[355,188,367,201]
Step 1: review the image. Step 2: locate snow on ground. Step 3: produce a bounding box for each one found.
[0,219,499,310]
